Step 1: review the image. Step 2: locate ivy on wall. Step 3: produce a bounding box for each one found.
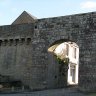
[55,55,69,76]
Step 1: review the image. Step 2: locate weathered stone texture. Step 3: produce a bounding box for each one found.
[0,12,96,92]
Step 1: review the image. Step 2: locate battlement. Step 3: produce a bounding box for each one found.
[0,37,32,46]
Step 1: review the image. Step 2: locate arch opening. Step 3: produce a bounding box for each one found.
[48,40,79,86]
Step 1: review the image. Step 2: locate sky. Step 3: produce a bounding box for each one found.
[0,0,96,25]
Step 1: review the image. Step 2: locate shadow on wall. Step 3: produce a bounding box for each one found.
[0,74,30,92]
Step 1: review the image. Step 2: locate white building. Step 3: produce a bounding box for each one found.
[49,41,79,85]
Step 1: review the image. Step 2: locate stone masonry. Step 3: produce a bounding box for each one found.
[0,11,96,92]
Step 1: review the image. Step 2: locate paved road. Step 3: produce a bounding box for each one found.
[0,88,88,96]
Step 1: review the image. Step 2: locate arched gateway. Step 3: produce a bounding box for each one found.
[48,40,79,86]
[0,11,96,92]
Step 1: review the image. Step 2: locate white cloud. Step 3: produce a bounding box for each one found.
[81,1,96,9]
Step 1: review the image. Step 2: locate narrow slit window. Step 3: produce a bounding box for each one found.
[27,38,31,45]
[9,39,13,46]
[4,39,8,46]
[15,39,19,45]
[34,25,37,29]
[0,40,2,46]
[21,38,25,44]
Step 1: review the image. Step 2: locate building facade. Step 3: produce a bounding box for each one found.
[0,11,96,92]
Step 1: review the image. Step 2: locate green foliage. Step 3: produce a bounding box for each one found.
[56,55,69,65]
[55,55,69,75]
[63,58,69,65]
[56,57,64,64]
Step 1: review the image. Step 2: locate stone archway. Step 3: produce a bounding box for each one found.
[48,40,79,86]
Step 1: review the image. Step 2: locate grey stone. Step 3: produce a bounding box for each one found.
[0,11,96,92]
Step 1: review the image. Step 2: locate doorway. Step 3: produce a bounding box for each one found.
[48,40,79,86]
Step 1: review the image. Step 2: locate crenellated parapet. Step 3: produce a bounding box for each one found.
[0,38,32,46]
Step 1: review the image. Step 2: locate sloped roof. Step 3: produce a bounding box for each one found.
[12,11,37,25]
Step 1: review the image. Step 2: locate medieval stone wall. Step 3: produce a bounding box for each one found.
[35,12,96,92]
[0,24,33,88]
[0,12,96,92]
[0,23,50,90]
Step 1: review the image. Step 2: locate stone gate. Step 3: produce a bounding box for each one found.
[0,11,95,92]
